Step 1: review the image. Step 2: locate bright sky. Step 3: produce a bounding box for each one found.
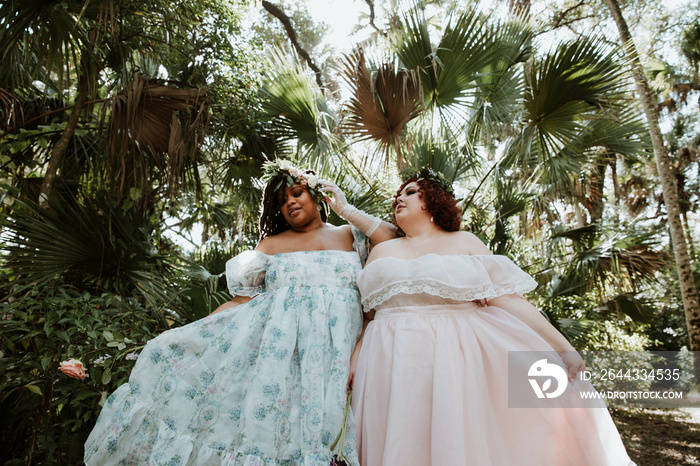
[306,0,375,52]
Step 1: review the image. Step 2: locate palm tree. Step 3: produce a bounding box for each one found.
[0,192,180,307]
[604,0,700,381]
[0,0,232,210]
[265,3,665,343]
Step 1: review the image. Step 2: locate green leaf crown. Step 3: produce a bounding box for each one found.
[261,159,325,204]
[400,166,455,198]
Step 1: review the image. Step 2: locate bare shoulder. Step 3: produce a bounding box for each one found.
[322,223,354,249]
[366,237,403,264]
[334,223,355,239]
[255,235,281,255]
[451,231,492,255]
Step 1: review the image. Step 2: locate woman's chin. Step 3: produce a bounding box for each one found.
[284,211,320,228]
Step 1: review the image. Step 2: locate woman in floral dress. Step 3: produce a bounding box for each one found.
[84,161,394,465]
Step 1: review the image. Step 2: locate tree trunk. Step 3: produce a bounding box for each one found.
[261,1,324,89]
[603,0,700,381]
[38,35,94,207]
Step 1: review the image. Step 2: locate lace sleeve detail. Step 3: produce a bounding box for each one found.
[225,250,269,297]
[361,275,537,310]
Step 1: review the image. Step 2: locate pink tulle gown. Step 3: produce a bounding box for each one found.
[351,254,635,466]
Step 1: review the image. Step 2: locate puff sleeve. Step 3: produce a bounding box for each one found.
[225,251,270,297]
[351,226,371,267]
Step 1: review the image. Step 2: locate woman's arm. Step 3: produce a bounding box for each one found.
[347,309,376,392]
[366,222,398,245]
[319,180,397,245]
[486,293,585,382]
[209,295,253,316]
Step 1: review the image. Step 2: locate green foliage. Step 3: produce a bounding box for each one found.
[0,285,167,464]
[681,21,700,72]
[1,192,180,306]
[258,48,336,159]
[175,243,246,323]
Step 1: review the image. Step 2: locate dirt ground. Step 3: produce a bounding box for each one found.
[611,407,700,465]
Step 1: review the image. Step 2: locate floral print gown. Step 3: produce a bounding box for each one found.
[84,230,367,466]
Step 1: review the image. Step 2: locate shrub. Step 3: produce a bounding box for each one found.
[0,285,167,465]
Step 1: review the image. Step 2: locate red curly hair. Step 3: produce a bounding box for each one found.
[392,177,462,236]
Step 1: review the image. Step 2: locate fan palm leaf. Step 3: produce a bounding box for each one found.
[391,6,494,110]
[466,22,530,147]
[501,36,631,190]
[601,293,654,323]
[257,48,339,167]
[549,230,668,299]
[339,49,422,168]
[1,193,179,306]
[104,73,209,207]
[389,5,531,140]
[398,129,476,184]
[0,0,87,88]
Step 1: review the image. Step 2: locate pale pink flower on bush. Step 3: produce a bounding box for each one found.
[92,354,111,365]
[125,352,139,361]
[59,359,88,380]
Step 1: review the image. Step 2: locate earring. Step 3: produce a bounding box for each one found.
[317,205,322,211]
[430,216,434,223]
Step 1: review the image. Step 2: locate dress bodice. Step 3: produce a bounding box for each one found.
[356,254,537,311]
[225,226,369,297]
[226,250,362,296]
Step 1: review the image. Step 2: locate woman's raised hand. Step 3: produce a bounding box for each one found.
[318,179,348,215]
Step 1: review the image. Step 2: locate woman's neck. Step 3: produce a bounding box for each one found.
[401,220,441,240]
[288,217,326,234]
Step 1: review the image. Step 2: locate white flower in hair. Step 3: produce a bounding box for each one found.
[279,159,292,170]
[307,175,318,188]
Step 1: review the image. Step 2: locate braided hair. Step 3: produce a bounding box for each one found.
[258,172,328,240]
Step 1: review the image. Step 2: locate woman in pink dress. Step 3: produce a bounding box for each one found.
[349,168,635,466]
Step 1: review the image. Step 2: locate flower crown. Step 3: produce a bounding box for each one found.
[400,166,455,197]
[261,159,324,203]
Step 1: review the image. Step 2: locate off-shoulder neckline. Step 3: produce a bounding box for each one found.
[254,249,357,258]
[365,252,493,267]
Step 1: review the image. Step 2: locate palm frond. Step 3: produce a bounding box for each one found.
[104,73,209,207]
[339,50,422,167]
[391,5,529,125]
[1,193,179,306]
[602,294,654,323]
[556,317,597,342]
[176,264,230,323]
[258,48,332,157]
[399,129,475,184]
[501,36,631,188]
[549,230,668,298]
[0,0,103,90]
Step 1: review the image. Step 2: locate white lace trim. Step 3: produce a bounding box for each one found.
[361,277,538,310]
